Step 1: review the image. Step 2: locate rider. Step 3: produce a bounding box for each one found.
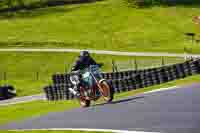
[71,51,99,71]
[71,51,102,96]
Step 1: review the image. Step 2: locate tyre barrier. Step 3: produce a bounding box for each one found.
[44,58,200,100]
[43,84,75,100]
[0,85,16,100]
[52,70,138,84]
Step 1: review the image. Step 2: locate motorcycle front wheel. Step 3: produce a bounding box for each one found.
[79,98,90,107]
[79,86,91,107]
[99,81,113,102]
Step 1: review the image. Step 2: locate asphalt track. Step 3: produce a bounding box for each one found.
[1,84,200,133]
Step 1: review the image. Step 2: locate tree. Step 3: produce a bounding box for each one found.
[5,0,25,9]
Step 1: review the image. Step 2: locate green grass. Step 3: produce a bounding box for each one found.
[0,74,200,126]
[0,52,184,96]
[0,52,185,79]
[0,100,80,125]
[0,0,200,53]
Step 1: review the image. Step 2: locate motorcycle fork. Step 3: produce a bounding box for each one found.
[89,72,103,92]
[79,85,96,100]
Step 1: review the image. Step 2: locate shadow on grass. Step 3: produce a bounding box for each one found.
[0,0,103,19]
[0,6,81,19]
[161,2,200,8]
[131,1,200,9]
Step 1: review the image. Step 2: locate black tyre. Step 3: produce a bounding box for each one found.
[80,99,90,107]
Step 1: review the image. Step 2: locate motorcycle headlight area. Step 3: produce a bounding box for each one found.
[70,75,80,85]
[82,72,90,78]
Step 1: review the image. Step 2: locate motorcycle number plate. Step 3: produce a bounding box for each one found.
[83,72,90,78]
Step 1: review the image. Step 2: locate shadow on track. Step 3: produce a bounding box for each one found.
[93,96,145,107]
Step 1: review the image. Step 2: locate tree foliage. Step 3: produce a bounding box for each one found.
[125,0,200,8]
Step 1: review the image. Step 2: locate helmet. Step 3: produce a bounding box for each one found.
[80,51,89,57]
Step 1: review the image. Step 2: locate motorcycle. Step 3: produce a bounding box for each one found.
[69,65,114,107]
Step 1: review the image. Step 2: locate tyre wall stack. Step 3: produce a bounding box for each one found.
[43,58,200,100]
[0,85,16,100]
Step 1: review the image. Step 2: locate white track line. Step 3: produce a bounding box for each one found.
[10,128,160,133]
[144,86,178,94]
[0,48,199,57]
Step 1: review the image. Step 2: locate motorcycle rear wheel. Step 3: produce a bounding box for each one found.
[99,81,113,102]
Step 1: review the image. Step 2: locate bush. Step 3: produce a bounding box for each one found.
[126,0,200,8]
[124,0,160,8]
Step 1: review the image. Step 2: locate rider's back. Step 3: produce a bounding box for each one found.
[71,55,97,71]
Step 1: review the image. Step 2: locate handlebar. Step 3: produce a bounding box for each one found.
[71,64,102,75]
